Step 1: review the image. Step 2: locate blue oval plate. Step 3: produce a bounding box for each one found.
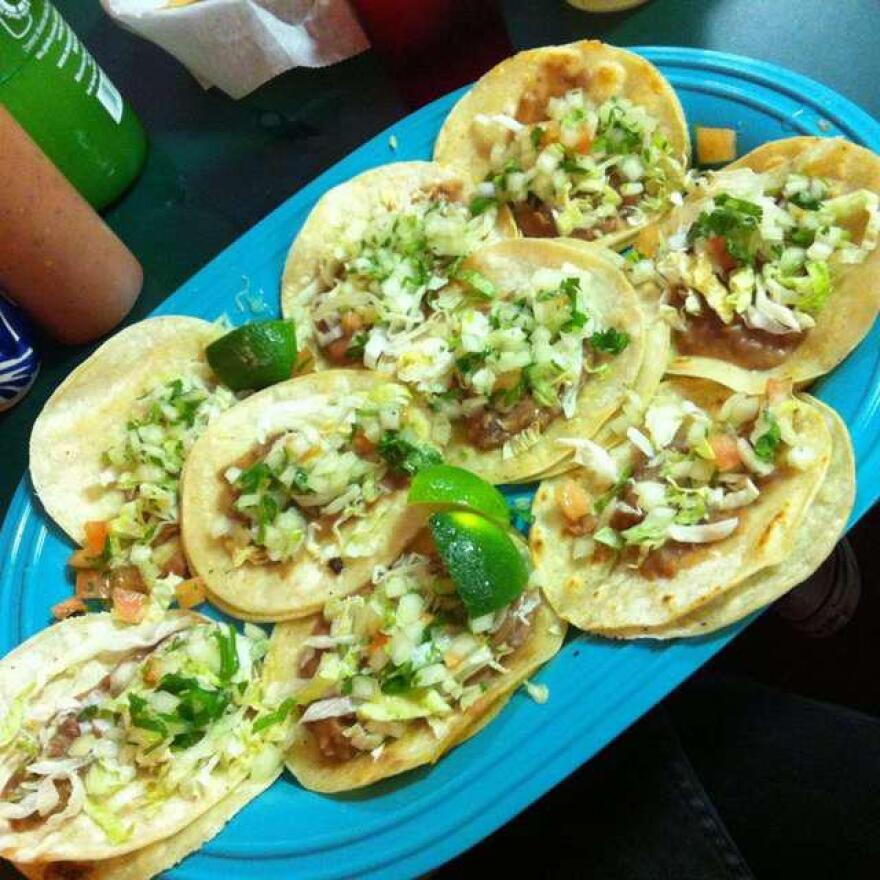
[2,48,879,879]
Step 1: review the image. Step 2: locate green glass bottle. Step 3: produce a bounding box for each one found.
[0,0,148,209]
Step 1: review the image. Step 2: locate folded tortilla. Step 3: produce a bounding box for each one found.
[181,371,436,620]
[30,317,224,545]
[434,40,690,249]
[442,238,650,482]
[280,160,517,367]
[0,613,286,864]
[530,377,835,633]
[12,769,279,880]
[267,594,564,793]
[600,396,854,638]
[651,137,880,393]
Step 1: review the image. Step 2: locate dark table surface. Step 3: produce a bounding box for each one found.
[1,0,879,875]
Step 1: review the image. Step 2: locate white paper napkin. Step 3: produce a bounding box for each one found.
[102,0,369,99]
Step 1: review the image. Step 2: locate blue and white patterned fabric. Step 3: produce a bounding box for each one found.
[0,296,39,412]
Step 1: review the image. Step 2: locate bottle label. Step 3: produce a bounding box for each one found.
[0,0,123,123]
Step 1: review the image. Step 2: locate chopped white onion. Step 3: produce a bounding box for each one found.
[667,518,739,543]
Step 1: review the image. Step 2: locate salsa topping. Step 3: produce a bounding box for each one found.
[294,549,540,763]
[298,231,631,456]
[0,621,288,845]
[286,190,503,370]
[474,90,686,240]
[554,381,816,579]
[68,373,237,620]
[218,384,444,568]
[638,168,880,368]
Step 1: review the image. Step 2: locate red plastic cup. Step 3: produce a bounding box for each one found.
[349,0,513,108]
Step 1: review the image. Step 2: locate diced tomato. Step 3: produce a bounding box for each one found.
[706,236,739,273]
[324,335,354,365]
[76,569,111,600]
[635,224,660,258]
[695,127,737,165]
[575,131,593,154]
[443,650,462,669]
[83,520,109,557]
[142,657,161,687]
[492,369,522,393]
[709,433,742,471]
[766,377,792,406]
[555,479,592,522]
[368,632,389,654]
[175,577,206,609]
[112,588,147,624]
[352,431,376,456]
[109,566,148,594]
[52,597,87,620]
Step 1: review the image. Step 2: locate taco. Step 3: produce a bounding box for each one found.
[530,376,835,633]
[264,531,564,792]
[441,239,650,481]
[434,40,689,248]
[0,612,290,864]
[289,235,649,484]
[180,371,445,621]
[634,137,880,392]
[608,397,854,638]
[29,317,237,620]
[280,160,516,370]
[13,771,277,880]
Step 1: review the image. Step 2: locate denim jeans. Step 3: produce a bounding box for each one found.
[441,674,880,879]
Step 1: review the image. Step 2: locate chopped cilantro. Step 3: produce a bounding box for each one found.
[530,126,545,149]
[469,195,497,216]
[789,227,815,247]
[377,431,443,477]
[590,328,630,355]
[214,623,240,682]
[456,351,488,376]
[789,190,822,210]
[457,268,496,299]
[253,698,295,733]
[237,461,271,494]
[753,418,782,462]
[128,693,168,739]
[346,332,368,360]
[690,193,763,264]
[380,662,415,694]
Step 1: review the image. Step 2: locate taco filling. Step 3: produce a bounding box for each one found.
[0,620,287,849]
[303,260,630,457]
[475,91,686,241]
[67,374,237,621]
[216,383,443,572]
[286,189,504,369]
[449,266,631,452]
[293,545,542,763]
[644,168,879,369]
[553,381,819,579]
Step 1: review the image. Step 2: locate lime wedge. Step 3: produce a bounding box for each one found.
[206,320,296,391]
[408,465,510,527]
[429,510,528,617]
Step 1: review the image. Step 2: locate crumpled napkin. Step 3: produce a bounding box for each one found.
[101,0,369,99]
